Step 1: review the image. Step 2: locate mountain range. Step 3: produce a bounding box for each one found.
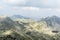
[41,16,60,26]
[0,15,60,40]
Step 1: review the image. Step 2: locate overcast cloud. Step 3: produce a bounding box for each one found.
[0,0,60,18]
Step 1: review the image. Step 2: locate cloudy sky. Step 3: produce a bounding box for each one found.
[0,0,60,18]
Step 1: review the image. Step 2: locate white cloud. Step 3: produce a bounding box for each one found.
[0,6,3,9]
[24,0,60,8]
[0,0,60,18]
[2,0,26,5]
[22,7,40,11]
[9,7,58,18]
[1,0,60,8]
[0,6,4,9]
[0,6,60,18]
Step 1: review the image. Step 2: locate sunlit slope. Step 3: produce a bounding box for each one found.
[15,19,59,40]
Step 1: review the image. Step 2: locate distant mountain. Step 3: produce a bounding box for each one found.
[40,16,60,27]
[10,15,30,19]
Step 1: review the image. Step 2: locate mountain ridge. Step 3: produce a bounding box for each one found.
[10,15,30,19]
